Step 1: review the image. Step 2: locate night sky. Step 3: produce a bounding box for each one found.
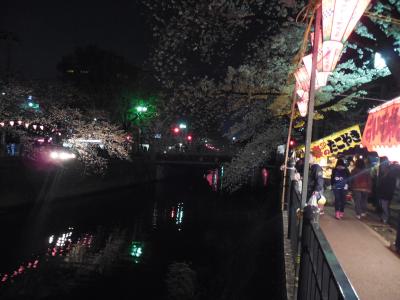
[1,0,151,79]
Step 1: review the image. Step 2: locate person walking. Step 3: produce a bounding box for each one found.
[349,159,372,219]
[331,159,350,219]
[377,159,399,224]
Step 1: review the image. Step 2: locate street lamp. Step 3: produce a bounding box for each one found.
[136,105,148,113]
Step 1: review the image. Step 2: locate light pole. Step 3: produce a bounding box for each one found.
[135,105,148,153]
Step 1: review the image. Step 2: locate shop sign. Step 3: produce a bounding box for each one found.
[297,125,361,158]
[362,97,400,162]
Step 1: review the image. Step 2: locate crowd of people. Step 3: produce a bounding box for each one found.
[292,152,400,255]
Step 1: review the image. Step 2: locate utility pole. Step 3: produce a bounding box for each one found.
[293,5,321,299]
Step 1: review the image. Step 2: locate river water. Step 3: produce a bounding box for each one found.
[0,166,285,300]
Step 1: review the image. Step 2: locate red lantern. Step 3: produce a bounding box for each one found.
[295,82,309,117]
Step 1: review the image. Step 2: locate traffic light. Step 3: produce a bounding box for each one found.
[173,127,180,134]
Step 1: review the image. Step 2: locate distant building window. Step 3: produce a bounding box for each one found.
[66,69,75,73]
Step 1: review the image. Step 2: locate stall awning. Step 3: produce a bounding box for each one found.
[362,97,400,162]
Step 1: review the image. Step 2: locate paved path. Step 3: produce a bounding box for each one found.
[320,207,400,300]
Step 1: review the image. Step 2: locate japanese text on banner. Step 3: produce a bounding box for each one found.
[297,125,362,158]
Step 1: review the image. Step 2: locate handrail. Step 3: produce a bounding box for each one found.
[286,179,359,300]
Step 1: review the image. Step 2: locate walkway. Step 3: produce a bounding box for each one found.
[320,206,400,300]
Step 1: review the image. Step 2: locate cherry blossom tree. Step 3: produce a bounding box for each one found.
[0,81,130,173]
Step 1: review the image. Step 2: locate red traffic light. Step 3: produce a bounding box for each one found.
[187,135,192,141]
[173,127,180,133]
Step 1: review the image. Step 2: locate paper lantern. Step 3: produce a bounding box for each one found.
[362,96,400,162]
[9,121,14,126]
[322,0,371,43]
[32,124,37,130]
[295,82,309,117]
[294,67,311,92]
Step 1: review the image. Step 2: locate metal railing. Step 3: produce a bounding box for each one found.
[286,180,359,300]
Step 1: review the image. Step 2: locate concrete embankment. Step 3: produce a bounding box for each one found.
[0,157,165,209]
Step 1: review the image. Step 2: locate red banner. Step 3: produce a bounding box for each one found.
[362,98,400,151]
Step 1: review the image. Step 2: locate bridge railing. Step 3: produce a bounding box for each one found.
[286,180,359,300]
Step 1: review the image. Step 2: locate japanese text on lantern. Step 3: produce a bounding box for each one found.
[297,125,362,158]
[362,102,400,150]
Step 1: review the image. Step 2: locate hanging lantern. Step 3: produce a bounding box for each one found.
[0,122,4,127]
[40,125,44,130]
[302,54,330,87]
[17,120,22,125]
[33,124,37,130]
[322,0,371,44]
[9,121,14,126]
[362,96,400,162]
[320,0,371,71]
[295,82,309,117]
[25,123,29,128]
[294,66,311,92]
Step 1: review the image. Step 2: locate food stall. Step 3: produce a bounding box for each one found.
[296,125,362,178]
[362,96,400,162]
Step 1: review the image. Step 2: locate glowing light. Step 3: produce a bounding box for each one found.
[17,120,22,125]
[179,123,187,129]
[28,102,34,107]
[0,122,4,127]
[173,127,180,133]
[40,125,44,130]
[9,121,14,126]
[49,235,54,244]
[322,0,371,43]
[187,135,192,141]
[49,151,76,160]
[37,138,45,143]
[136,105,148,113]
[374,52,386,70]
[25,123,29,128]
[33,124,37,130]
[130,242,143,263]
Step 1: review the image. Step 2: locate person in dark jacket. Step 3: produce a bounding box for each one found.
[307,152,324,200]
[331,159,350,219]
[377,159,400,224]
[350,159,372,219]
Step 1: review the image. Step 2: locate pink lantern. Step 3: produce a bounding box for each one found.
[302,54,330,87]
[294,67,311,92]
[295,82,309,117]
[322,0,371,43]
[320,0,371,71]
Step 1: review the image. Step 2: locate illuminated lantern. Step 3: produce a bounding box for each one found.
[40,125,44,130]
[362,96,400,162]
[320,0,371,71]
[294,66,311,92]
[25,123,29,128]
[17,120,22,125]
[295,81,309,117]
[0,122,4,127]
[9,121,14,126]
[33,124,37,130]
